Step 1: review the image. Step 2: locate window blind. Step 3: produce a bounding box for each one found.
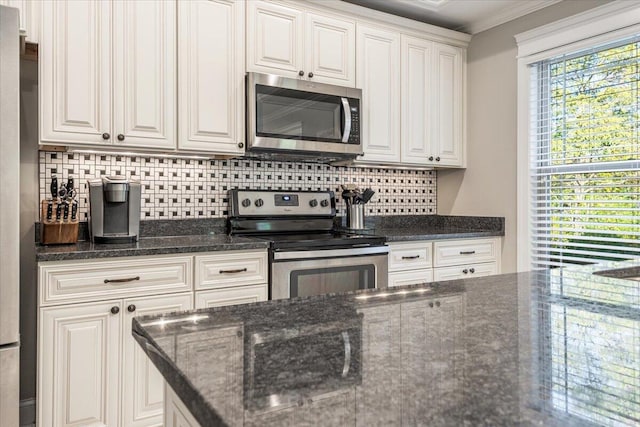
[530,36,640,269]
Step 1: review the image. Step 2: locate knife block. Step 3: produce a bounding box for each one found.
[40,200,79,245]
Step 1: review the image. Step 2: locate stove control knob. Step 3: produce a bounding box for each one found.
[255,198,264,207]
[241,198,251,208]
[320,199,329,207]
[309,199,318,208]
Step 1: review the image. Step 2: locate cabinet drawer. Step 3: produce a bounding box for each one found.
[39,255,193,306]
[433,262,498,282]
[195,250,268,290]
[195,284,268,309]
[433,238,498,267]
[388,242,432,271]
[388,269,433,288]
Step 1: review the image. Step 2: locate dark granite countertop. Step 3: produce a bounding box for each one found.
[133,260,640,426]
[35,234,269,262]
[36,215,504,262]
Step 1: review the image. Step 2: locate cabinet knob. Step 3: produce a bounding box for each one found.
[428,156,434,161]
[308,72,314,78]
[470,268,475,274]
[298,70,304,77]
[436,301,441,307]
[429,302,434,308]
[102,133,110,140]
[435,157,441,162]
[237,330,243,338]
[110,306,120,315]
[127,304,136,313]
[462,269,468,274]
[238,142,244,148]
[117,134,125,141]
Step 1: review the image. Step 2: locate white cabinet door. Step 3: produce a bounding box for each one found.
[433,43,464,167]
[401,35,433,165]
[388,269,434,288]
[40,0,112,145]
[304,13,355,87]
[178,0,245,154]
[113,0,176,149]
[123,293,193,427]
[247,1,303,78]
[195,285,268,309]
[356,25,400,163]
[433,262,498,282]
[39,301,121,427]
[356,304,401,426]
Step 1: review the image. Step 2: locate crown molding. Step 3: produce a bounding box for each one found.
[467,0,562,34]
[515,0,640,58]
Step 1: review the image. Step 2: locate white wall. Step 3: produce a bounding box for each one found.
[437,0,611,273]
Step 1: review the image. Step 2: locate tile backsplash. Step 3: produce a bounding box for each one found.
[39,151,437,221]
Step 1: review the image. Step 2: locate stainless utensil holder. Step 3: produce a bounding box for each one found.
[346,204,365,229]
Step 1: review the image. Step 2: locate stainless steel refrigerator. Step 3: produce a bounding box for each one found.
[0,4,21,426]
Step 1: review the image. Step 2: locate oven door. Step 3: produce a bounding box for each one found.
[271,246,388,300]
[247,72,362,157]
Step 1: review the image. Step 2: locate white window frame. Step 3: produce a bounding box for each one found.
[515,1,640,272]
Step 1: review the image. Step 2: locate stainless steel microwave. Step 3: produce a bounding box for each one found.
[246,72,362,160]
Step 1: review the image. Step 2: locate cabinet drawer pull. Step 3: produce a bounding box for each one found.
[104,276,140,284]
[459,250,476,255]
[401,255,420,260]
[219,268,248,274]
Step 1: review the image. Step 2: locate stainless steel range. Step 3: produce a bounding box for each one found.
[228,189,388,300]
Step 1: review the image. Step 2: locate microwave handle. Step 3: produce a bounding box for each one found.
[341,331,351,377]
[341,97,352,143]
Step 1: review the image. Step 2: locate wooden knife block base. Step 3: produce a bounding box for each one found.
[40,200,79,245]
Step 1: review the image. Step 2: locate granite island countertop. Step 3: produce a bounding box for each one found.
[132,260,640,427]
[36,215,504,262]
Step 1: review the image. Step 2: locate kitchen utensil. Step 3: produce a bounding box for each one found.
[71,202,78,221]
[361,188,375,204]
[46,201,53,221]
[55,203,62,221]
[57,184,67,200]
[347,204,365,229]
[66,177,74,192]
[63,202,69,221]
[50,175,58,200]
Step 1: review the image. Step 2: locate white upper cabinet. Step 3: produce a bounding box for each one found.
[304,12,355,86]
[40,0,112,145]
[113,0,176,150]
[247,1,356,87]
[247,1,303,78]
[401,35,432,165]
[356,24,401,163]
[433,43,464,167]
[40,0,177,150]
[178,0,245,154]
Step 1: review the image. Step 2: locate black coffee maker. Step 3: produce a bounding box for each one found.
[88,177,141,243]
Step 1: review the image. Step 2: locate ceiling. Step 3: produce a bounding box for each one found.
[342,0,563,34]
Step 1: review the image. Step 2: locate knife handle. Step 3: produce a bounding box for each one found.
[71,202,78,222]
[67,177,74,192]
[50,176,58,200]
[55,203,62,221]
[46,201,53,222]
[63,202,69,221]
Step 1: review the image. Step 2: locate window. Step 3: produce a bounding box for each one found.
[529,36,640,269]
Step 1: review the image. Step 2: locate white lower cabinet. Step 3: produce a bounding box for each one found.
[123,293,193,427]
[39,301,121,427]
[195,284,267,308]
[389,269,433,288]
[432,262,498,282]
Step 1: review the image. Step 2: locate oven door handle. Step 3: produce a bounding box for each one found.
[341,97,352,143]
[272,245,389,261]
[341,331,351,378]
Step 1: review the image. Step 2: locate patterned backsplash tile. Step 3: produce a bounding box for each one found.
[39,151,437,221]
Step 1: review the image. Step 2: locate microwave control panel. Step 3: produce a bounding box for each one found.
[348,99,360,145]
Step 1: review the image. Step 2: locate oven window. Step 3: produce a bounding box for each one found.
[290,265,374,298]
[256,85,343,142]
